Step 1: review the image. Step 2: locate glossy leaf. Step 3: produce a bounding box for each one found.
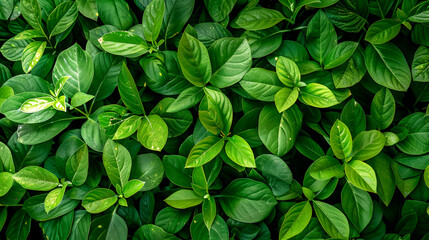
[330,119,353,160]
[21,41,46,73]
[47,1,78,37]
[313,200,350,239]
[276,56,301,87]
[142,0,165,42]
[118,62,145,114]
[103,139,132,188]
[137,115,168,151]
[164,189,203,209]
[186,136,225,168]
[371,88,395,130]
[13,166,59,191]
[225,135,255,168]
[82,188,118,214]
[279,201,312,240]
[100,31,149,57]
[345,160,377,193]
[236,7,285,31]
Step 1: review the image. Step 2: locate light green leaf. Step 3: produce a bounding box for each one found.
[47,1,78,38]
[52,95,66,112]
[71,92,94,107]
[186,136,225,168]
[225,135,255,168]
[123,179,145,198]
[208,38,252,88]
[118,62,145,114]
[0,172,14,197]
[351,130,385,161]
[199,88,233,135]
[164,189,203,209]
[103,139,132,188]
[330,119,353,160]
[240,68,284,102]
[44,186,67,214]
[166,86,204,113]
[54,76,69,97]
[365,43,411,92]
[332,47,367,88]
[82,188,118,214]
[113,115,142,140]
[279,201,312,240]
[142,0,165,42]
[300,83,339,108]
[276,56,301,87]
[236,7,285,31]
[137,115,168,151]
[52,44,94,98]
[65,143,88,186]
[203,196,216,230]
[275,87,299,113]
[76,0,98,21]
[178,33,212,87]
[13,166,59,191]
[365,19,401,44]
[21,41,46,73]
[313,200,349,239]
[100,31,149,57]
[309,155,344,180]
[345,160,377,193]
[20,0,43,30]
[19,96,54,113]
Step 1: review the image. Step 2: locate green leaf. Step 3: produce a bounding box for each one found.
[51,96,66,112]
[332,46,367,88]
[351,130,385,161]
[325,2,367,33]
[19,96,54,113]
[324,41,358,69]
[161,0,195,39]
[123,179,145,198]
[1,38,33,62]
[341,182,373,232]
[190,214,229,240]
[0,0,13,20]
[218,178,277,223]
[76,0,98,21]
[71,92,94,107]
[199,88,233,135]
[396,112,429,155]
[131,154,164,191]
[365,19,401,44]
[0,86,14,108]
[178,33,212,87]
[295,135,325,161]
[155,207,192,234]
[258,104,303,156]
[103,139,132,188]
[313,200,349,239]
[82,188,118,214]
[0,172,14,197]
[275,87,299,113]
[113,115,142,140]
[96,0,133,30]
[142,0,165,42]
[202,196,216,230]
[208,38,252,88]
[65,144,89,186]
[186,136,225,168]
[371,88,395,130]
[412,46,429,82]
[5,210,31,240]
[0,142,14,173]
[345,160,377,193]
[40,211,74,240]
[15,29,46,40]
[134,224,180,240]
[306,10,337,64]
[240,68,284,101]
[20,0,43,30]
[309,155,344,180]
[21,41,47,73]
[22,193,78,221]
[276,56,301,87]
[118,62,145,114]
[52,43,94,98]
[100,31,149,57]
[330,119,353,160]
[236,7,285,31]
[167,86,204,113]
[47,1,78,38]
[225,135,255,168]
[365,43,411,92]
[340,99,366,137]
[300,83,339,108]
[253,153,289,195]
[164,189,203,209]
[89,212,127,240]
[163,155,192,188]
[13,166,59,191]
[137,115,168,151]
[205,0,236,22]
[279,201,312,240]
[44,186,67,214]
[366,153,395,206]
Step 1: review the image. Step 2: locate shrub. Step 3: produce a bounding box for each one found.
[0,0,429,239]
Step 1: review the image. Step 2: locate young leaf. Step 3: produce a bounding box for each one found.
[275,87,299,113]
[12,166,59,191]
[202,196,216,230]
[240,68,284,102]
[137,115,168,151]
[164,189,203,209]
[299,83,339,108]
[44,185,67,214]
[276,56,301,87]
[330,119,353,160]
[351,130,385,161]
[186,136,225,168]
[21,41,47,73]
[123,179,145,198]
[99,31,149,57]
[52,95,66,112]
[19,96,55,113]
[142,0,165,42]
[345,160,377,193]
[279,201,312,240]
[166,86,205,113]
[113,115,142,140]
[65,143,89,186]
[313,200,350,239]
[225,135,255,168]
[103,139,132,188]
[82,188,118,214]
[309,155,344,180]
[71,92,94,107]
[199,88,233,135]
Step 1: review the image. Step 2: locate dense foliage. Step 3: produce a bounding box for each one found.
[0,0,429,239]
